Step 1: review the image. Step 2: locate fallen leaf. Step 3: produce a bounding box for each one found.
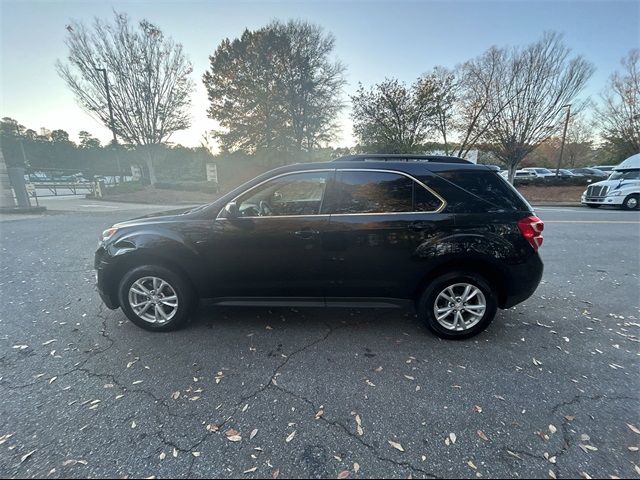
[250,429,258,440]
[49,377,57,384]
[533,358,542,366]
[353,463,360,473]
[565,415,575,421]
[449,432,457,444]
[315,410,324,420]
[206,424,219,433]
[171,391,180,400]
[21,450,36,463]
[477,430,489,441]
[473,405,482,413]
[404,375,415,381]
[549,424,557,434]
[173,448,178,458]
[132,380,143,385]
[159,452,166,460]
[388,440,404,452]
[549,470,557,479]
[628,424,640,435]
[467,460,477,470]
[286,431,296,443]
[580,472,592,480]
[244,467,257,474]
[131,421,137,429]
[227,435,242,442]
[337,470,350,479]
[507,450,522,460]
[192,451,201,457]
[62,459,87,466]
[42,339,57,346]
[272,468,280,479]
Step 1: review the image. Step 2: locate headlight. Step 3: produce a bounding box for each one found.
[102,227,118,241]
[607,191,622,197]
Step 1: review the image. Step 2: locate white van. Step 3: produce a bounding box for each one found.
[581,154,640,210]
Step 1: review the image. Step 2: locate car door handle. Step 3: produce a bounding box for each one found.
[294,230,320,239]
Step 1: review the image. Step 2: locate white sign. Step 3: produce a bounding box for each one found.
[206,164,218,183]
[131,165,143,181]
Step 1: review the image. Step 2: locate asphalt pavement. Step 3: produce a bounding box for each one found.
[1,200,639,479]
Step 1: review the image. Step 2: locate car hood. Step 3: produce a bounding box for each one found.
[114,206,201,228]
[587,178,640,190]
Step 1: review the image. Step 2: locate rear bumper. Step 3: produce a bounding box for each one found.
[501,253,543,309]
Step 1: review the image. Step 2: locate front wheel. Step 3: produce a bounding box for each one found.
[118,265,195,332]
[622,194,639,210]
[418,272,498,340]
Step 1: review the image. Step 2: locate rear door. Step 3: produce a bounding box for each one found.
[322,169,449,301]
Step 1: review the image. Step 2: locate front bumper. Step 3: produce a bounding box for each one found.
[95,246,120,310]
[581,194,624,206]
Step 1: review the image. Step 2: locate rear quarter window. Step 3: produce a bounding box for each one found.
[435,170,531,213]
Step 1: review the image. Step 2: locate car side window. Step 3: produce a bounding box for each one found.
[236,171,330,217]
[331,170,442,214]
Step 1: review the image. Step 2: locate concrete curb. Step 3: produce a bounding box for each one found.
[0,206,47,214]
[530,202,582,207]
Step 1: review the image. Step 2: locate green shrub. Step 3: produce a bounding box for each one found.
[104,181,145,194]
[154,181,219,193]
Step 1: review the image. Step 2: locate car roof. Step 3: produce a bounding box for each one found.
[267,155,494,176]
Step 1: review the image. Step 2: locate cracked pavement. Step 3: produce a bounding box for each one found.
[0,202,639,478]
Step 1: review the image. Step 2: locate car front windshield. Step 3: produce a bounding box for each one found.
[608,169,640,181]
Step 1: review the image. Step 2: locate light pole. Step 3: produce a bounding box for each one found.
[555,104,571,176]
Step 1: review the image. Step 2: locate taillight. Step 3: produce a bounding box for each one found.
[517,216,544,251]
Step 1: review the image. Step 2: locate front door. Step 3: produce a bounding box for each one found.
[207,170,334,300]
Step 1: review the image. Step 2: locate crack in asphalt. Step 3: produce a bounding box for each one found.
[272,382,438,479]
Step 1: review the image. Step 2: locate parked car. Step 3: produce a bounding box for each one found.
[523,167,555,177]
[590,165,617,174]
[570,167,608,178]
[581,154,640,210]
[95,154,544,340]
[498,169,538,180]
[557,169,579,177]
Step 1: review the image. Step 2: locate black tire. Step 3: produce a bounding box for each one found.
[417,272,498,340]
[118,265,195,332]
[622,194,639,211]
[586,204,601,209]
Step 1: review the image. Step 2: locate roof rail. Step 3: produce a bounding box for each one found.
[333,154,472,164]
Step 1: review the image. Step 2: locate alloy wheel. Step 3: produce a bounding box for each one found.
[128,276,179,324]
[433,283,487,331]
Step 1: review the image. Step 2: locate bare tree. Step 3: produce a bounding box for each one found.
[484,32,594,182]
[428,47,520,158]
[351,77,438,153]
[57,12,194,185]
[595,49,640,159]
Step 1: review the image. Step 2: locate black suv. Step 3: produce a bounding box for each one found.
[95,155,544,339]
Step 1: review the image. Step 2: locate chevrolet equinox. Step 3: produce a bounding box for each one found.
[95,154,544,339]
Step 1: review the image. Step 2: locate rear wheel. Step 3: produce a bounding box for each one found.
[622,194,639,210]
[418,272,498,340]
[118,265,195,332]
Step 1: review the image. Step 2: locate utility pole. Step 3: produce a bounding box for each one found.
[555,104,571,176]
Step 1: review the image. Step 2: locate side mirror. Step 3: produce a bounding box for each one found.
[225,201,239,218]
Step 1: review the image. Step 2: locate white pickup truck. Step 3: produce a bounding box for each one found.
[581,154,640,210]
